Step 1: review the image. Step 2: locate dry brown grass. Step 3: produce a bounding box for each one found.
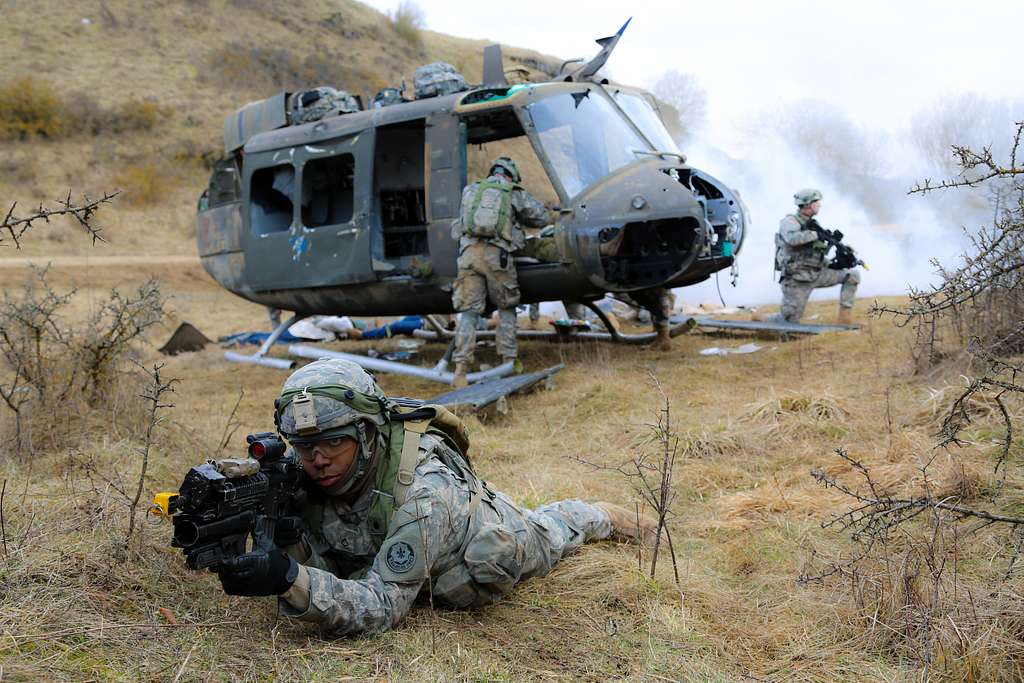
[0,264,1018,680]
[1,1,1022,679]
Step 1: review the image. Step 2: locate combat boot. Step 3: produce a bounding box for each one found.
[596,502,660,545]
[653,325,672,352]
[452,363,470,388]
[837,306,854,326]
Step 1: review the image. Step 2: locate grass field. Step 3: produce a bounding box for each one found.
[0,253,1019,681]
[2,2,1022,680]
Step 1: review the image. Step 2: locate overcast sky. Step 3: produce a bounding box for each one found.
[361,0,1022,154]
[358,0,1021,306]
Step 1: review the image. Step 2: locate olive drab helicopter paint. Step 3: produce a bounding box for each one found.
[195,20,749,328]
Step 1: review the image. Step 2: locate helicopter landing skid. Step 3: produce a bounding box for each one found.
[223,313,305,370]
[415,311,696,346]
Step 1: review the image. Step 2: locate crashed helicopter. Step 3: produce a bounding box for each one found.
[196,20,749,371]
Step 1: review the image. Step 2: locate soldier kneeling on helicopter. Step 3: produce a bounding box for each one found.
[213,359,656,635]
[766,188,861,325]
[450,156,550,387]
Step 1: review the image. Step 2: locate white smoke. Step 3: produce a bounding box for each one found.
[674,98,1018,310]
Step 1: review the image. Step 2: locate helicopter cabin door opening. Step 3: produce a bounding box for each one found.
[373,120,428,272]
[461,105,561,270]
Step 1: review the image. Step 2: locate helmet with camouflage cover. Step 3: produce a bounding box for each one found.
[793,188,822,207]
[489,156,521,183]
[275,359,389,494]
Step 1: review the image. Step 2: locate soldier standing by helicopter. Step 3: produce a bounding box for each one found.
[767,188,862,325]
[450,157,550,387]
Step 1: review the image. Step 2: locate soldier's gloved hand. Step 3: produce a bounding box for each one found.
[273,516,304,548]
[216,548,298,596]
[812,240,829,250]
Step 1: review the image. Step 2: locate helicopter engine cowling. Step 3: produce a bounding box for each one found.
[562,160,705,293]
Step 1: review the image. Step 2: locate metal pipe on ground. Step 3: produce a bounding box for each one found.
[224,313,306,369]
[287,344,515,385]
[223,351,295,369]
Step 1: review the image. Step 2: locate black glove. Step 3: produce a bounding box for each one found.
[273,516,304,548]
[807,219,828,241]
[217,548,298,596]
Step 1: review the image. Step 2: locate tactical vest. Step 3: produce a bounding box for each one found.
[301,403,479,577]
[462,180,515,243]
[776,213,824,280]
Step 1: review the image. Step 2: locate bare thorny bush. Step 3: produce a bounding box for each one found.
[804,122,1024,677]
[573,370,680,583]
[0,266,166,455]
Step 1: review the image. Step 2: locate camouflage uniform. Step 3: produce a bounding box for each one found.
[279,432,612,634]
[528,301,587,324]
[270,359,614,635]
[629,287,674,333]
[772,213,860,323]
[451,170,549,366]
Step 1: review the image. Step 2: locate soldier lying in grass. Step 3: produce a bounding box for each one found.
[212,358,656,635]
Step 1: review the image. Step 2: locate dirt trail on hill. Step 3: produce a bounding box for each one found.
[0,255,200,269]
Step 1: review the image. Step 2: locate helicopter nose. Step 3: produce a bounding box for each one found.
[565,162,706,292]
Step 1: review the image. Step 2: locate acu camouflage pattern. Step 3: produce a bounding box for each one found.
[452,174,549,253]
[626,287,675,330]
[287,87,360,125]
[450,173,550,364]
[452,242,521,362]
[280,432,613,635]
[276,358,386,439]
[771,213,860,322]
[413,62,470,99]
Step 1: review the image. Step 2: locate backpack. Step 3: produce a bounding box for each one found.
[287,87,359,125]
[462,180,514,242]
[773,232,786,278]
[413,62,469,99]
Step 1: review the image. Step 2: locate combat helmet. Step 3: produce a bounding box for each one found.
[793,188,822,207]
[489,156,521,183]
[275,358,388,494]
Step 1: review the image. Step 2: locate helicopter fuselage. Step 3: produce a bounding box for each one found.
[196,81,747,316]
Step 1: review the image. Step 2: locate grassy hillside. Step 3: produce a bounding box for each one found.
[0,0,561,256]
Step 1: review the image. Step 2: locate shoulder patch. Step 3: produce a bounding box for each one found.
[385,541,416,573]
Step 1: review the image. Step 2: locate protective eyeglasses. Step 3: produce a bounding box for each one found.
[293,436,355,463]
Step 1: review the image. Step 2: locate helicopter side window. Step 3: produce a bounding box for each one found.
[302,154,355,227]
[250,164,295,235]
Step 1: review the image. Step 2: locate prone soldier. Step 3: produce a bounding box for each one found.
[176,358,655,635]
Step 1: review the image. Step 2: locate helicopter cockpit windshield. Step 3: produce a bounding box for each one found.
[523,86,651,199]
[608,89,680,155]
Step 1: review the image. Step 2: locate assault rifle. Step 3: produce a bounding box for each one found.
[806,218,867,271]
[151,433,302,570]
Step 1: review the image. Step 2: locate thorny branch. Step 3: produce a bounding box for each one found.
[873,120,1024,470]
[803,448,1024,586]
[1,190,117,248]
[125,361,177,548]
[813,449,1024,536]
[571,369,680,583]
[218,388,245,451]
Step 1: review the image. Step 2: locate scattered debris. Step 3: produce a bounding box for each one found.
[699,343,763,356]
